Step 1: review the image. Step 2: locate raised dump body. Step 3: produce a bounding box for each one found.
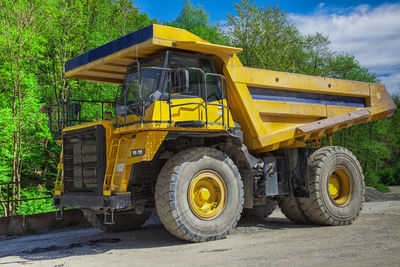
[223,62,395,152]
[55,24,395,242]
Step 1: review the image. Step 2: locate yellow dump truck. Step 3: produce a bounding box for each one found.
[53,24,395,242]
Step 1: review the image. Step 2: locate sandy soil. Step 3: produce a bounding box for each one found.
[1,201,400,267]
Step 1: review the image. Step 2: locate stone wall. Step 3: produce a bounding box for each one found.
[0,209,86,236]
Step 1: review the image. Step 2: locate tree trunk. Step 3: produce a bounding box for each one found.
[1,3,36,215]
[0,187,7,217]
[17,72,23,205]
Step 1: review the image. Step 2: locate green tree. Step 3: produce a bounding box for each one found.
[168,0,227,45]
[376,95,400,187]
[0,0,51,215]
[37,0,153,132]
[0,0,155,216]
[300,33,331,76]
[227,0,304,71]
[325,53,377,82]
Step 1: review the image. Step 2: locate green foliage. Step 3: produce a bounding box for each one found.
[0,0,153,216]
[325,53,377,82]
[227,0,304,71]
[0,0,53,188]
[16,185,55,215]
[379,163,400,186]
[373,183,390,193]
[166,0,227,45]
[226,0,378,83]
[0,107,13,182]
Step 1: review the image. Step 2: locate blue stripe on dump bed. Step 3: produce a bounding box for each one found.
[65,25,154,73]
[249,87,365,108]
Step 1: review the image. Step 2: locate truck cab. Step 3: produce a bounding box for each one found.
[116,50,231,129]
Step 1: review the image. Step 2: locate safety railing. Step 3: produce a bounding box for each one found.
[0,179,55,217]
[168,67,230,129]
[45,97,115,139]
[204,72,230,129]
[117,66,230,130]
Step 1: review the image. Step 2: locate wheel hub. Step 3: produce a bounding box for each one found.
[199,188,211,201]
[328,167,353,207]
[328,174,340,198]
[188,170,226,220]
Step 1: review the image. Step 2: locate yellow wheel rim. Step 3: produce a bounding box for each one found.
[328,167,353,207]
[188,170,226,220]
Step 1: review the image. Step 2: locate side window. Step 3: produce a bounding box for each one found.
[200,59,222,102]
[168,54,222,101]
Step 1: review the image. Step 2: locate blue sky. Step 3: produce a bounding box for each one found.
[135,0,400,94]
[136,0,399,23]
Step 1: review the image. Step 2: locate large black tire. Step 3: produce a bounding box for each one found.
[299,146,365,225]
[278,196,309,224]
[83,209,150,232]
[155,147,244,242]
[243,200,277,220]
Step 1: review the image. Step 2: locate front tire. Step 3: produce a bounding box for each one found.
[155,147,243,242]
[299,146,365,225]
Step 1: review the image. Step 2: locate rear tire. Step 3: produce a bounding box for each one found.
[83,209,150,232]
[243,200,277,220]
[299,146,365,225]
[155,147,243,242]
[278,196,309,224]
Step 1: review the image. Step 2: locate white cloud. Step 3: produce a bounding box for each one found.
[291,3,400,95]
[379,71,400,95]
[317,2,325,10]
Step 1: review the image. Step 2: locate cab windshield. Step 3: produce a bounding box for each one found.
[119,56,165,106]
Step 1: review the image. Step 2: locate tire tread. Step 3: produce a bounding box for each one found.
[155,147,243,242]
[299,146,365,225]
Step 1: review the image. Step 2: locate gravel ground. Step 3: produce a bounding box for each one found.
[365,187,400,202]
[1,200,400,266]
[388,186,400,195]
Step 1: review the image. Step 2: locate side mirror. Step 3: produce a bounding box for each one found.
[149,90,161,101]
[171,70,189,94]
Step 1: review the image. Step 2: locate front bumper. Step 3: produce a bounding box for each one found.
[53,193,131,210]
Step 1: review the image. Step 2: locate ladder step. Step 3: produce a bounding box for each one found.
[103,209,114,225]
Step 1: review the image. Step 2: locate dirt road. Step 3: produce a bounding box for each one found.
[1,201,400,266]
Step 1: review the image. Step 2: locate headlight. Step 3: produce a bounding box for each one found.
[131,149,145,157]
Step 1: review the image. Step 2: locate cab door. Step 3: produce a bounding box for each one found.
[165,52,231,130]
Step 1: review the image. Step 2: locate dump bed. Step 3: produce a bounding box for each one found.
[223,61,396,152]
[65,24,396,153]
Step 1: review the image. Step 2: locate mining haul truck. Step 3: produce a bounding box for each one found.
[53,24,395,242]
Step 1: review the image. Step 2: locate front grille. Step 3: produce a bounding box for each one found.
[63,125,106,195]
